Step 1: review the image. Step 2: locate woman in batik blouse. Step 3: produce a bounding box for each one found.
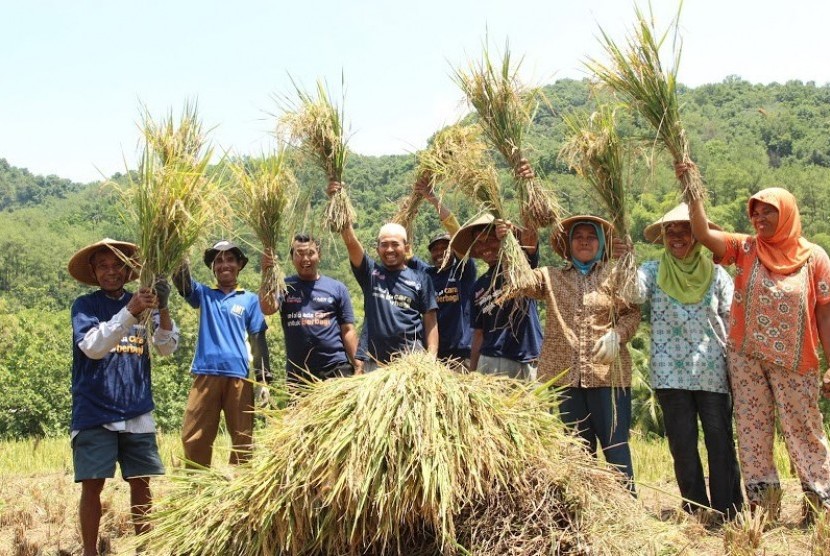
[688,178,830,520]
[637,203,743,520]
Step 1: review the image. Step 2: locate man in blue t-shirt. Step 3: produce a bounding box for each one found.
[260,234,358,382]
[69,238,179,556]
[328,181,438,371]
[173,240,270,468]
[450,215,542,380]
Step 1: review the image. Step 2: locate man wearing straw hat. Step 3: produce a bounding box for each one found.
[327,181,438,371]
[69,238,179,556]
[450,214,542,379]
[173,240,271,467]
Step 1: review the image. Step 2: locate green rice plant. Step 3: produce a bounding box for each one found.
[118,102,222,313]
[142,352,678,555]
[228,150,298,304]
[454,44,560,231]
[280,79,354,233]
[418,124,536,294]
[560,105,638,300]
[587,2,706,203]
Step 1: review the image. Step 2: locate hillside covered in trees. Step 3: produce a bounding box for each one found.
[2,76,830,439]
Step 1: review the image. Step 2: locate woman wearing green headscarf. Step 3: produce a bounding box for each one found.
[637,203,743,520]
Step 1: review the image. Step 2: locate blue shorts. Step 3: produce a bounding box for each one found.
[72,428,165,482]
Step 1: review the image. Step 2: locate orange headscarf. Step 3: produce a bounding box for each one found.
[749,187,812,274]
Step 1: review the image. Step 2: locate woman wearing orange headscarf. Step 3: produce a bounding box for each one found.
[689,183,830,520]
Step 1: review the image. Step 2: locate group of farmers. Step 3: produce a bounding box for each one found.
[69,160,830,554]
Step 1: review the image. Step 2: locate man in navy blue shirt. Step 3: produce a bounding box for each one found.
[260,234,358,382]
[69,238,179,556]
[328,180,438,371]
[450,215,542,379]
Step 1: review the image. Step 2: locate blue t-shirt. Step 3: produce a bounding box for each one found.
[71,290,154,430]
[471,250,543,363]
[420,258,477,359]
[280,274,355,378]
[352,253,438,363]
[185,281,268,379]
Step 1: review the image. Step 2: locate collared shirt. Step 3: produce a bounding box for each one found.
[637,261,732,393]
[185,281,268,379]
[526,262,640,387]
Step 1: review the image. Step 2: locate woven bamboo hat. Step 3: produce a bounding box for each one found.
[643,203,721,243]
[68,238,138,286]
[449,214,495,258]
[551,215,614,260]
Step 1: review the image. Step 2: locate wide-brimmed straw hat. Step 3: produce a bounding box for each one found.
[449,214,496,258]
[643,203,721,243]
[204,240,249,270]
[551,215,614,260]
[68,238,139,286]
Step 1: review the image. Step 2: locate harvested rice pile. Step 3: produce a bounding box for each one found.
[144,353,680,555]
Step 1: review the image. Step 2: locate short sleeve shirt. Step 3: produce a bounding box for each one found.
[638,261,733,393]
[280,275,354,377]
[352,253,438,363]
[717,233,830,373]
[472,251,542,364]
[185,281,268,379]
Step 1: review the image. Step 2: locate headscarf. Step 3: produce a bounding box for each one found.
[749,187,812,274]
[657,238,714,304]
[569,220,606,275]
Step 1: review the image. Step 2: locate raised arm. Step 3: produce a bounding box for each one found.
[677,162,727,259]
[415,174,456,228]
[328,180,365,268]
[258,248,280,316]
[515,159,538,255]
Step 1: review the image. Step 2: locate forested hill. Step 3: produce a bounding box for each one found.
[0,158,88,211]
[3,76,830,314]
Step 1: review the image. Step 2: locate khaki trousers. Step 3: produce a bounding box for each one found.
[181,374,254,467]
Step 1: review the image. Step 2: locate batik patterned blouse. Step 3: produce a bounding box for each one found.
[638,261,733,393]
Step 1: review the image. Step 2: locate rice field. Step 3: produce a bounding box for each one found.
[0,430,822,555]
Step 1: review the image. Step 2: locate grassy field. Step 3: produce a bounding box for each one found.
[0,430,826,555]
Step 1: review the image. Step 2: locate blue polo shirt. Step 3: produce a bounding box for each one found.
[71,290,154,430]
[472,250,542,363]
[352,253,437,364]
[280,274,354,378]
[185,281,267,379]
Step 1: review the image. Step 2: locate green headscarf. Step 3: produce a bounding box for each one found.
[656,239,714,304]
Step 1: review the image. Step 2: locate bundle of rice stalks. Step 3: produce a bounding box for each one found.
[228,150,298,304]
[391,171,429,249]
[119,102,221,300]
[454,45,560,230]
[143,352,680,556]
[587,4,706,203]
[419,124,536,293]
[560,106,639,301]
[280,79,355,232]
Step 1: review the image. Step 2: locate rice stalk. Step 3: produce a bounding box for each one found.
[280,79,355,232]
[391,172,428,248]
[560,106,638,302]
[228,150,298,304]
[587,2,706,202]
[143,352,676,555]
[116,102,221,333]
[418,124,536,294]
[454,44,560,230]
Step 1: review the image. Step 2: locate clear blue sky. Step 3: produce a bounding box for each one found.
[3,0,829,183]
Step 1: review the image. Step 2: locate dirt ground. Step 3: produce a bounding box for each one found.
[0,472,824,555]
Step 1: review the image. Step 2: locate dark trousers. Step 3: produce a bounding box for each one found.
[656,388,743,517]
[559,387,635,488]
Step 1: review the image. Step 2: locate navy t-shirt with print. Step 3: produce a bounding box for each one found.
[472,249,542,363]
[353,253,437,363]
[426,258,477,359]
[280,274,355,378]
